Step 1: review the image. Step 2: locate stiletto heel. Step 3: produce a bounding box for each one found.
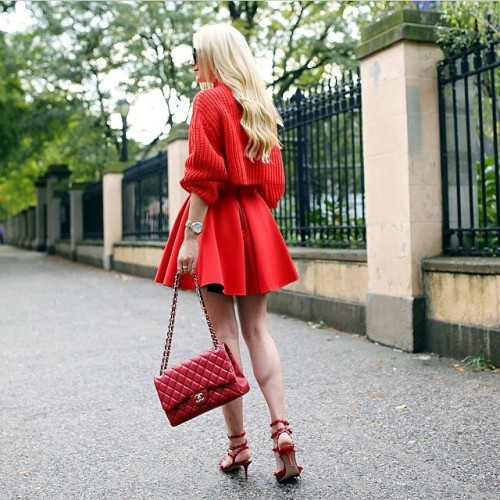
[242,461,251,480]
[219,431,252,479]
[271,419,303,483]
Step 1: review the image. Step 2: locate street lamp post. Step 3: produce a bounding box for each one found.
[117,98,130,162]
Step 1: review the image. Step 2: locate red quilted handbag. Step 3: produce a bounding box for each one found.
[154,273,250,427]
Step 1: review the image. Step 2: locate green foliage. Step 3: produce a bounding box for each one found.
[203,1,369,97]
[226,1,262,40]
[462,354,496,372]
[1,0,496,220]
[352,1,499,55]
[477,158,498,226]
[249,1,359,98]
[347,1,408,25]
[436,0,500,54]
[0,32,27,176]
[1,0,369,218]
[114,1,205,124]
[22,1,132,156]
[0,159,38,220]
[476,157,499,253]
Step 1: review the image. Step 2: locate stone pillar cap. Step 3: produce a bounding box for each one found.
[104,162,131,174]
[357,9,442,60]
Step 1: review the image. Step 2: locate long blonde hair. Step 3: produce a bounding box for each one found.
[194,24,283,163]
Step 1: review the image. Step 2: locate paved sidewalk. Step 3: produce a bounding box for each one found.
[0,246,499,500]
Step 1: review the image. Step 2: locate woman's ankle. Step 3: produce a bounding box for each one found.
[270,419,293,447]
[227,430,246,443]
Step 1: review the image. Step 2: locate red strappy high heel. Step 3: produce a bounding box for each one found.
[219,431,252,479]
[271,419,303,483]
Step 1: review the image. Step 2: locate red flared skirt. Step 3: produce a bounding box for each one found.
[154,186,299,295]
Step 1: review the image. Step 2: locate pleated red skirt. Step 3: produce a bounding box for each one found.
[154,186,299,295]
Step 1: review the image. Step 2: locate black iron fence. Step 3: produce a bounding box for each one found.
[60,193,70,240]
[438,24,500,256]
[275,71,365,248]
[122,152,168,240]
[83,181,103,240]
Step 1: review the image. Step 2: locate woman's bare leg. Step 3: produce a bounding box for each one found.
[201,289,251,466]
[235,294,294,469]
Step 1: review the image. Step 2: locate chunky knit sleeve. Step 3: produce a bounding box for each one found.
[180,93,228,205]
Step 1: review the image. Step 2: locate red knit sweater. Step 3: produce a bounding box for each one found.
[180,82,285,209]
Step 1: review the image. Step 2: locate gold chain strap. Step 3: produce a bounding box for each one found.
[159,273,219,375]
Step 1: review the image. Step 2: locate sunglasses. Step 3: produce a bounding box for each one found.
[192,47,198,65]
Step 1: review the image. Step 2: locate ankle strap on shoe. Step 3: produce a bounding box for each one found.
[271,427,293,440]
[227,431,246,440]
[270,419,290,428]
[227,439,249,459]
[270,420,293,440]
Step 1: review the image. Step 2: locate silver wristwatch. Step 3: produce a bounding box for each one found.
[185,220,204,235]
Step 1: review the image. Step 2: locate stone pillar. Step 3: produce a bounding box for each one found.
[21,210,29,247]
[45,175,60,254]
[17,216,21,244]
[3,218,11,244]
[18,211,26,247]
[5,218,13,244]
[122,179,135,238]
[27,208,36,248]
[102,170,124,270]
[14,216,20,244]
[34,179,47,251]
[70,185,85,261]
[43,165,70,254]
[357,10,444,351]
[8,217,16,244]
[166,123,189,232]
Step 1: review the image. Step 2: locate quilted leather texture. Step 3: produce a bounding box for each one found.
[154,343,250,427]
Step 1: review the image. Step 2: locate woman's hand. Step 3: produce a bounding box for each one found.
[178,192,208,275]
[177,236,199,274]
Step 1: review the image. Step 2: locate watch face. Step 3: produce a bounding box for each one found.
[191,222,203,234]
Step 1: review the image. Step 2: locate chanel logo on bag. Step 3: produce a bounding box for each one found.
[191,390,207,405]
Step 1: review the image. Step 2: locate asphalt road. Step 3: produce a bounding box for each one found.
[1,246,499,500]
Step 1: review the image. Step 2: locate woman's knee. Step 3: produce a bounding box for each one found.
[236,295,268,342]
[240,320,268,344]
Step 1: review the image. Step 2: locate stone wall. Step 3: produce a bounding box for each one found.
[423,258,500,364]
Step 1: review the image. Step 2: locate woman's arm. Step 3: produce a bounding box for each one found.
[177,193,209,275]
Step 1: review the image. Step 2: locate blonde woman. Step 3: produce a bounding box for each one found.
[155,23,302,483]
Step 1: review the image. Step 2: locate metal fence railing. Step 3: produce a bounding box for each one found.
[83,181,103,240]
[275,71,365,248]
[122,152,168,241]
[438,23,500,256]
